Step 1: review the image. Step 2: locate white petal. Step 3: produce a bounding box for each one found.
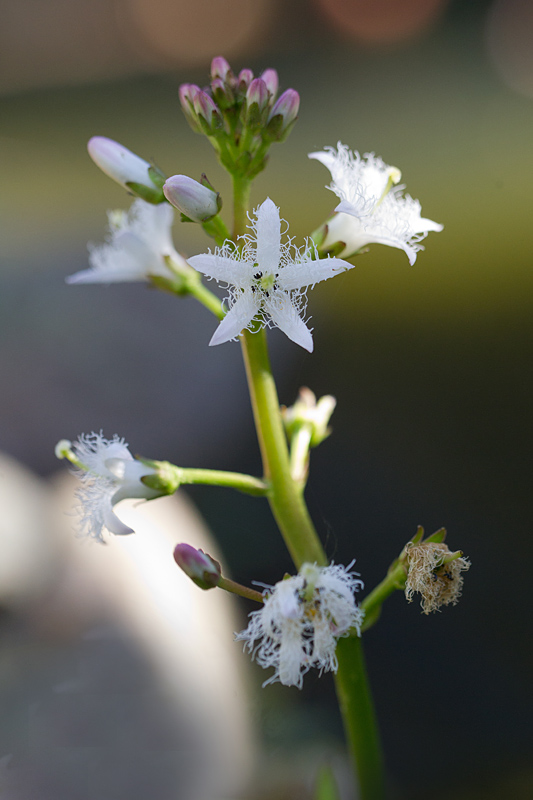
[187,253,249,288]
[264,295,313,352]
[103,502,135,536]
[334,199,361,217]
[279,256,351,290]
[255,198,281,275]
[209,290,260,346]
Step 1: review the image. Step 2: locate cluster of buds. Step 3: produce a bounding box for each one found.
[179,57,300,178]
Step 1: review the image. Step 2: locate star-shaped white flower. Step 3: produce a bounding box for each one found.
[67,199,187,284]
[236,562,364,688]
[309,143,443,265]
[64,432,159,542]
[187,198,352,352]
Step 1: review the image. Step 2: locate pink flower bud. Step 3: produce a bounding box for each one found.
[260,68,279,98]
[173,543,221,590]
[237,68,254,92]
[246,78,269,111]
[193,90,222,132]
[268,88,299,125]
[163,175,220,222]
[266,89,300,141]
[210,56,232,83]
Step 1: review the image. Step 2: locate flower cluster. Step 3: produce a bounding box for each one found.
[180,57,299,178]
[188,197,352,351]
[67,199,186,285]
[310,143,443,264]
[56,433,159,542]
[236,563,364,688]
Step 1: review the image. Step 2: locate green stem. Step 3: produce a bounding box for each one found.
[232,175,252,240]
[334,637,386,800]
[177,467,268,496]
[233,174,385,800]
[240,327,327,568]
[360,561,407,633]
[217,576,264,603]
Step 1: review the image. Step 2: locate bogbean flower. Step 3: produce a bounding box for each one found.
[187,197,352,352]
[67,199,187,284]
[236,562,364,688]
[56,432,160,542]
[309,143,443,264]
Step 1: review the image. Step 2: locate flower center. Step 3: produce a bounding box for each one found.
[374,166,402,211]
[251,267,279,298]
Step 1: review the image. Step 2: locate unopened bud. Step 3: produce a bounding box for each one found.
[210,56,234,85]
[245,78,270,129]
[163,175,221,222]
[237,68,254,93]
[260,68,279,98]
[266,89,300,141]
[283,387,337,447]
[211,77,234,110]
[173,543,221,590]
[87,137,165,202]
[179,83,202,132]
[193,91,223,134]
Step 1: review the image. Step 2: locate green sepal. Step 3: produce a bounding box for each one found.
[139,459,182,494]
[125,181,165,204]
[147,165,166,190]
[410,525,425,545]
[149,274,196,296]
[424,527,447,544]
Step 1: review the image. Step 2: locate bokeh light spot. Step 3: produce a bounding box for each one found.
[485,0,533,99]
[122,0,273,68]
[312,0,450,44]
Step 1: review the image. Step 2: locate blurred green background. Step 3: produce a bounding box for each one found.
[1,0,532,797]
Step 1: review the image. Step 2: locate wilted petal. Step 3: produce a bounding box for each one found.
[209,290,260,346]
[255,198,281,274]
[264,295,313,352]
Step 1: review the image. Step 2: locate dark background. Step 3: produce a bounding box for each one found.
[1,0,532,797]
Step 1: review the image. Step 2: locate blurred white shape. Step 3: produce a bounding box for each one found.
[485,0,533,99]
[0,452,254,800]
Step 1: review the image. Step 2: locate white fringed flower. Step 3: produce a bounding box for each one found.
[68,432,159,542]
[67,199,187,284]
[309,143,443,264]
[236,562,364,688]
[187,198,352,352]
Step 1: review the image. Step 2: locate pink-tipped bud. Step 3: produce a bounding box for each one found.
[237,68,254,92]
[87,137,164,202]
[260,68,279,98]
[266,89,300,141]
[173,543,221,590]
[246,78,269,111]
[210,56,233,84]
[163,175,220,222]
[193,90,222,133]
[179,83,202,132]
[211,76,234,110]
